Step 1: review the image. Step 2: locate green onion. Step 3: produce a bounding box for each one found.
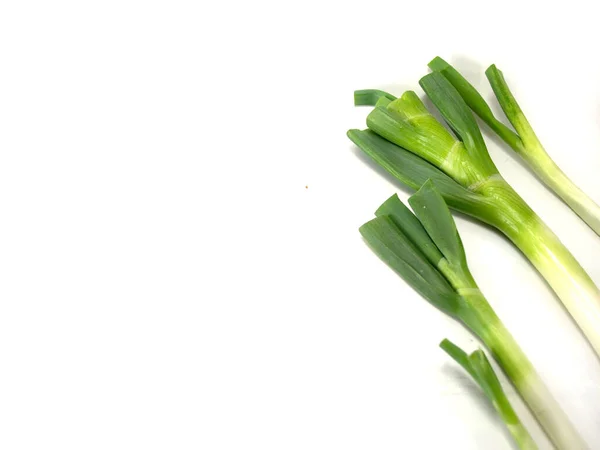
[429,56,600,236]
[440,339,537,450]
[359,183,585,449]
[349,72,600,361]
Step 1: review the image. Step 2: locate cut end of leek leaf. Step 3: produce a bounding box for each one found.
[439,338,472,375]
[428,56,451,72]
[354,89,397,106]
[485,64,501,79]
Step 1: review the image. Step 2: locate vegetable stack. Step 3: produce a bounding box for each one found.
[349,71,600,358]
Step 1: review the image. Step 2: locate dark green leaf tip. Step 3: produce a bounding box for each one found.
[439,338,467,358]
[485,64,499,77]
[428,56,450,72]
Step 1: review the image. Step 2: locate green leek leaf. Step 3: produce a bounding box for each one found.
[354,89,397,106]
[440,339,537,450]
[375,193,444,267]
[387,91,430,121]
[485,65,535,147]
[428,57,522,151]
[347,129,484,215]
[409,180,466,266]
[429,57,600,237]
[359,216,460,317]
[419,72,499,179]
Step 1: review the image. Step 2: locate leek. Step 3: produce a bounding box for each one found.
[348,72,600,360]
[429,57,600,236]
[440,339,537,450]
[359,183,585,449]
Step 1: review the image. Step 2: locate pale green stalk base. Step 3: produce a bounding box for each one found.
[470,291,587,450]
[507,422,538,450]
[518,138,600,237]
[441,268,585,449]
[473,177,600,357]
[509,216,600,356]
[516,373,587,450]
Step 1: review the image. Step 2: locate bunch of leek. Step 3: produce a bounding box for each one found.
[348,72,600,359]
[360,183,584,448]
[428,57,600,236]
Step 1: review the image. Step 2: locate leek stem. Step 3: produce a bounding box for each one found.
[457,286,584,449]
[471,177,600,356]
[479,304,585,449]
[447,276,582,448]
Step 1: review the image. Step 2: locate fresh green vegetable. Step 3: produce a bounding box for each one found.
[359,184,585,449]
[440,339,537,450]
[348,72,600,362]
[429,56,600,236]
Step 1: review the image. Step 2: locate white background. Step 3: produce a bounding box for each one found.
[1,1,600,449]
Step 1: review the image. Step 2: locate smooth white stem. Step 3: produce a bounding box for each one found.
[484,319,588,449]
[516,371,587,450]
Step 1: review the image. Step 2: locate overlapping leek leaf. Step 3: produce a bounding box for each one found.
[440,340,537,450]
[360,184,491,338]
[360,214,460,318]
[429,56,600,236]
[346,129,484,215]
